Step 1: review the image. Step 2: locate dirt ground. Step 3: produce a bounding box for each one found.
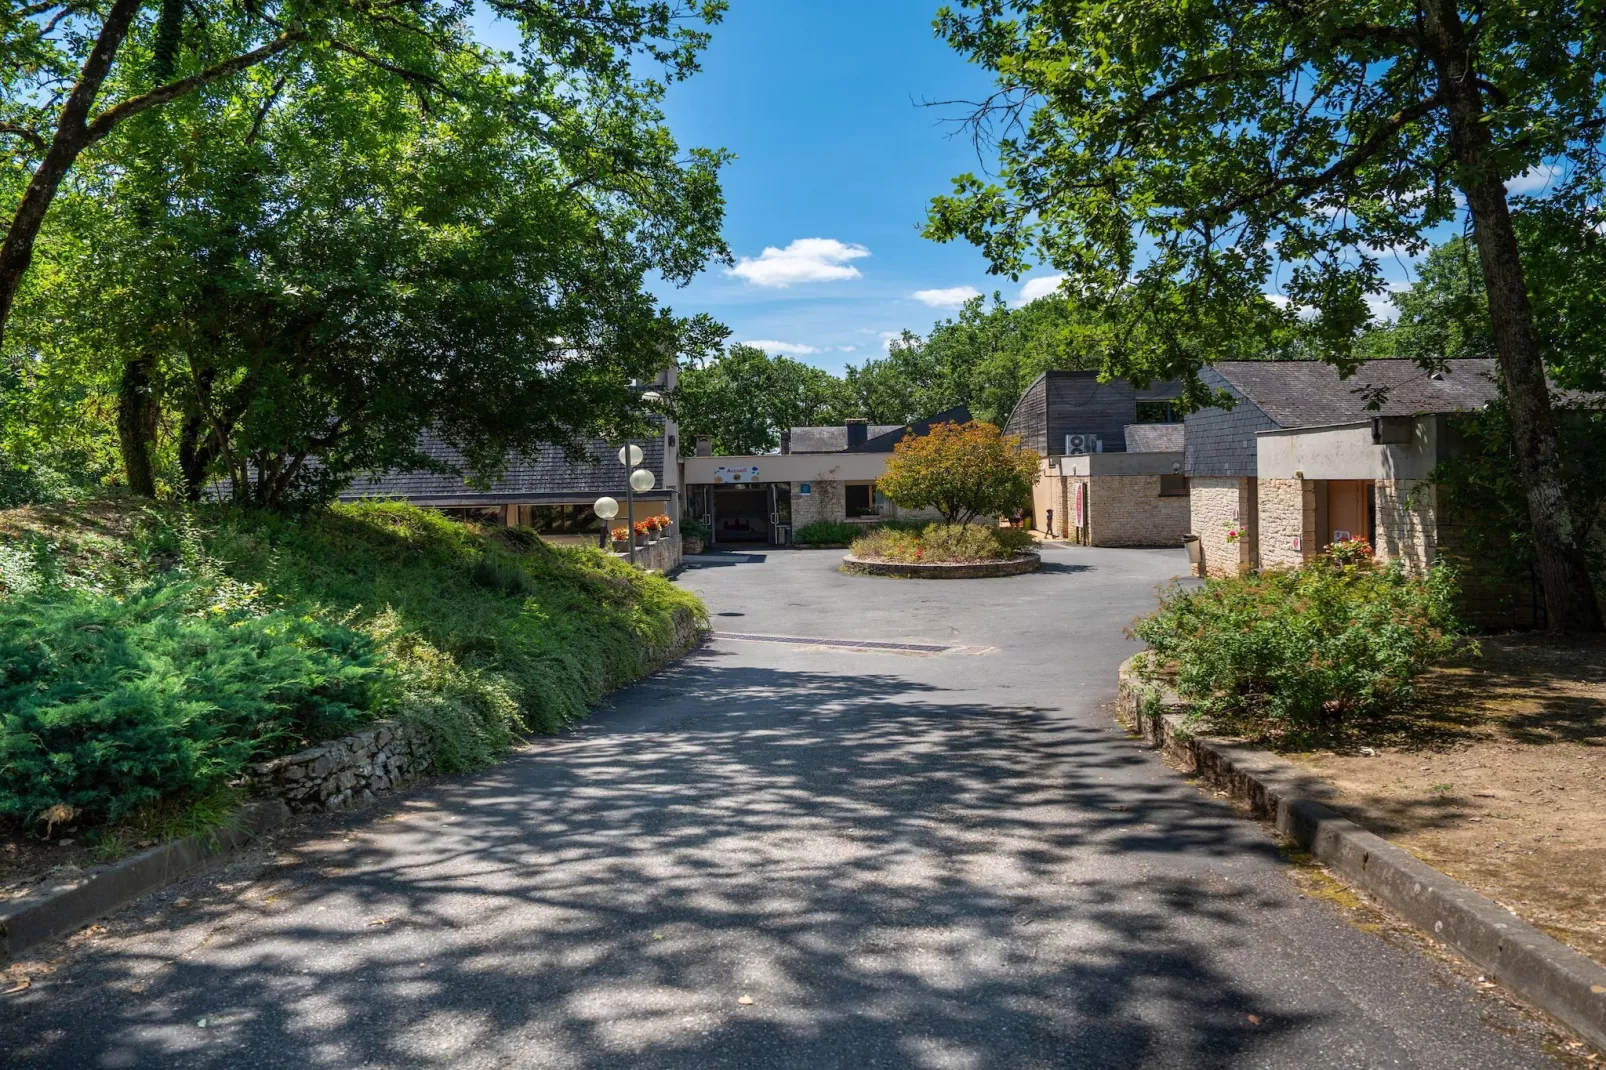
[1282,633,1606,963]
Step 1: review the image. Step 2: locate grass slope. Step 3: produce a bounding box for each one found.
[0,501,705,833]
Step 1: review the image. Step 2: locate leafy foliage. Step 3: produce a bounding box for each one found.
[0,501,705,830]
[875,420,1040,527]
[1133,555,1467,737]
[792,520,864,548]
[0,585,381,825]
[676,344,848,455]
[850,522,1033,564]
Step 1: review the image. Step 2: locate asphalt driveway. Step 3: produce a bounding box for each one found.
[0,544,1568,1068]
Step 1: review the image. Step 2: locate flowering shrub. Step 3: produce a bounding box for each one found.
[1132,554,1467,737]
[654,514,672,530]
[1327,535,1374,566]
[610,526,631,544]
[850,523,1033,564]
[633,520,651,538]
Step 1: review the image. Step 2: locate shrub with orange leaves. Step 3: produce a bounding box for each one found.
[875,420,1041,526]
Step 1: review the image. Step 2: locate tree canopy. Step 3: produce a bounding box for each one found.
[876,420,1040,527]
[925,0,1605,630]
[675,344,847,455]
[1,1,731,506]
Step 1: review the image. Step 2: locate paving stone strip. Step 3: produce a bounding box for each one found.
[1114,654,1606,1053]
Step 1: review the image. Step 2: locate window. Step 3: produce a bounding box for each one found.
[520,504,605,534]
[845,483,875,517]
[1136,400,1183,423]
[1159,474,1189,497]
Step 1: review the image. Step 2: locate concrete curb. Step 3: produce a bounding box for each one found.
[0,799,289,965]
[1115,655,1606,1052]
[841,551,1041,579]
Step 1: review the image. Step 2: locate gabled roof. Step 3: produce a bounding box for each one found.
[1123,424,1185,453]
[847,405,974,453]
[1211,358,1499,427]
[340,430,669,506]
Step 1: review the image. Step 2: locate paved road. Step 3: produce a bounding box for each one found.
[1,545,1567,1068]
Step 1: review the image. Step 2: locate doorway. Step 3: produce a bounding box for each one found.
[1324,479,1376,548]
[712,487,770,543]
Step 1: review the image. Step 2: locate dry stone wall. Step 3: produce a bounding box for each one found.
[251,720,432,813]
[1258,478,1315,570]
[791,480,845,528]
[1190,477,1252,576]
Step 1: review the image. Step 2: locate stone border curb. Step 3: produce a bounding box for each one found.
[0,799,289,966]
[841,551,1041,579]
[1114,655,1606,1052]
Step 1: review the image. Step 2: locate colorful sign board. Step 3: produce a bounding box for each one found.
[711,465,761,485]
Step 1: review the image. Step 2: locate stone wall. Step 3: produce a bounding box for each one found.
[1258,478,1316,570]
[1375,479,1436,573]
[1031,473,1071,538]
[1086,474,1190,548]
[251,720,432,813]
[615,532,681,573]
[791,480,845,528]
[1190,477,1256,576]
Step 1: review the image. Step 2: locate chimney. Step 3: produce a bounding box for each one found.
[779,430,792,455]
[845,418,868,450]
[694,435,712,457]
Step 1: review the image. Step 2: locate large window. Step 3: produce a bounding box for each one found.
[517,504,605,534]
[846,482,876,517]
[1136,400,1183,423]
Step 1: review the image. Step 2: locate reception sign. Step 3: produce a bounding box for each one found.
[711,465,761,485]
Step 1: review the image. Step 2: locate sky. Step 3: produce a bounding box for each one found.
[472,1,1053,375]
[469,4,1565,375]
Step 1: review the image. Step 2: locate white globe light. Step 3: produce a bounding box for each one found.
[629,469,656,493]
[617,444,644,466]
[641,390,664,404]
[593,496,619,520]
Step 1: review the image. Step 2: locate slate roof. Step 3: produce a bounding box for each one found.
[1211,359,1499,426]
[788,423,903,453]
[848,406,974,453]
[1122,424,1185,452]
[340,430,669,506]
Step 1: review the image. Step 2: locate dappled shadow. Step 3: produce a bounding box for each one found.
[1036,561,1093,576]
[4,654,1323,1069]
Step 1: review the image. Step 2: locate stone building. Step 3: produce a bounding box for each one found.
[680,407,968,545]
[1006,372,1190,547]
[1183,358,1499,580]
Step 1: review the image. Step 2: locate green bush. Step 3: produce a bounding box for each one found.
[679,517,711,542]
[849,522,1030,563]
[0,584,382,825]
[1131,556,1467,736]
[793,520,861,546]
[0,501,706,831]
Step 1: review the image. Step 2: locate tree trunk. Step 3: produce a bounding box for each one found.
[116,357,160,497]
[1423,0,1603,631]
[115,0,189,498]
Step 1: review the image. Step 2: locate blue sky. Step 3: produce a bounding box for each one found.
[473,2,1057,375]
[471,4,1562,373]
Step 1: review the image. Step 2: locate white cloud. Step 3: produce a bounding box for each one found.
[879,330,904,352]
[727,238,870,287]
[837,345,857,353]
[741,339,819,356]
[911,285,981,309]
[1507,164,1560,196]
[1016,274,1066,306]
[1366,283,1412,324]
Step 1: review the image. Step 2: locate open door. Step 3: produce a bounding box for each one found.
[768,483,791,545]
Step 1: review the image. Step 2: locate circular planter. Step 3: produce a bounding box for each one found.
[841,551,1041,579]
[683,537,705,555]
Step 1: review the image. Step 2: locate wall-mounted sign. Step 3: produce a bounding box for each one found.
[711,465,760,485]
[1073,482,1086,528]
[799,482,811,496]
[1292,535,1302,552]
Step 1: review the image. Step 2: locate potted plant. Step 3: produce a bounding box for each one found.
[680,517,710,555]
[610,526,631,552]
[634,519,653,545]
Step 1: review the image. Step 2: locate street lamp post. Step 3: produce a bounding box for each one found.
[592,496,619,552]
[613,391,665,568]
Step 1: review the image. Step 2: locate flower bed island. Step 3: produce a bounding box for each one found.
[841,522,1041,578]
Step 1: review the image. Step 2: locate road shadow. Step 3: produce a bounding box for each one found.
[6,656,1320,1069]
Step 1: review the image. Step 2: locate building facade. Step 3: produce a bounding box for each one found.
[1007,372,1189,547]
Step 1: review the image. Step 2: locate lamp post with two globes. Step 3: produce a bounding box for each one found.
[596,388,664,566]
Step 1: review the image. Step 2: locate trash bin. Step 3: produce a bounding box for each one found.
[1182,533,1202,573]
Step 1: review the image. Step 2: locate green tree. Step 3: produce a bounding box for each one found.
[927,0,1605,631]
[676,344,850,455]
[875,419,1040,526]
[9,14,730,508]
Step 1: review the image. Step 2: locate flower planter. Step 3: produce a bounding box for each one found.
[683,537,705,555]
[841,551,1041,579]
